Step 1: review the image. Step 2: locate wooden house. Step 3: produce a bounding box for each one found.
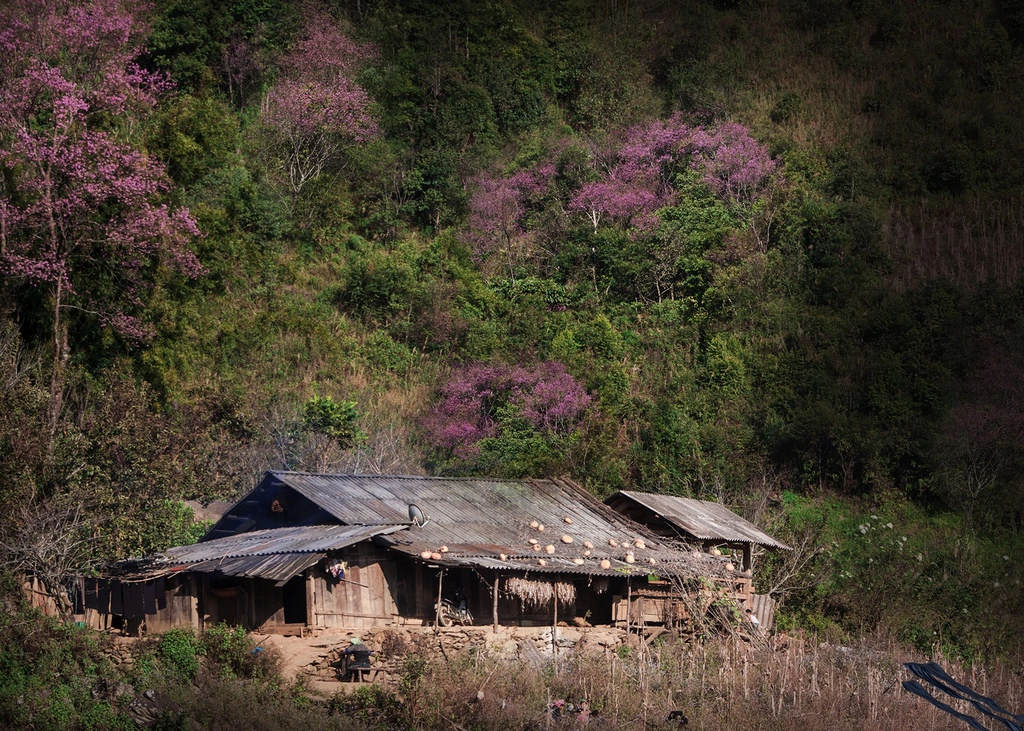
[604,491,790,628]
[84,472,741,635]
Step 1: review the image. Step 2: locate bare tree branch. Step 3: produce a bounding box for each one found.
[0,496,97,618]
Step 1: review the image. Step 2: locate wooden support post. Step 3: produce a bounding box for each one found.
[492,575,499,632]
[552,581,558,656]
[626,578,631,636]
[435,570,443,632]
[305,572,315,630]
[742,544,752,573]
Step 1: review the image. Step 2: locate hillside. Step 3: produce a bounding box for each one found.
[2,0,1024,705]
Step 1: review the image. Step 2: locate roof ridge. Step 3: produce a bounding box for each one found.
[270,470,557,483]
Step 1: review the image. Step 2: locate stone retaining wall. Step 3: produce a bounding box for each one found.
[305,625,632,683]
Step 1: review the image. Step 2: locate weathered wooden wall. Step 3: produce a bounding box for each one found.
[313,544,401,628]
[145,575,199,633]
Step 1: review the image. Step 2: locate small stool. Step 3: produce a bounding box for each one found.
[347,666,378,682]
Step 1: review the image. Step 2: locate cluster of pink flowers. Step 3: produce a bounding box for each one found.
[690,122,780,206]
[466,115,779,250]
[0,0,201,342]
[260,6,379,168]
[262,77,377,141]
[424,361,592,459]
[568,116,778,233]
[465,165,554,258]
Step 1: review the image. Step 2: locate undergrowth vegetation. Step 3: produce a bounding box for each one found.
[9,576,1016,731]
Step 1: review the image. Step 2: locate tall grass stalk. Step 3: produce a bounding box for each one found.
[394,630,1021,729]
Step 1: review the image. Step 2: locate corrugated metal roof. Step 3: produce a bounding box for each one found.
[270,472,656,539]
[131,473,738,581]
[245,473,732,578]
[609,491,790,550]
[161,524,403,563]
[110,525,406,583]
[265,472,725,576]
[393,545,733,579]
[181,552,324,583]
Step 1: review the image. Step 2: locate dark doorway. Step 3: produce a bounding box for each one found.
[282,576,307,624]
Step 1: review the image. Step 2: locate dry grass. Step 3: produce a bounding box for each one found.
[393,631,1022,730]
[883,196,1024,292]
[505,578,577,609]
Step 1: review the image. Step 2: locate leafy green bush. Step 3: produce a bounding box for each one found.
[326,684,405,730]
[203,623,279,679]
[157,629,204,682]
[0,577,133,730]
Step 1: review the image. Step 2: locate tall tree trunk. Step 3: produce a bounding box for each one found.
[48,279,68,444]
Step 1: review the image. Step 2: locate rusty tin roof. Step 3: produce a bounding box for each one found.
[116,473,739,582]
[249,472,733,579]
[116,524,403,584]
[163,524,403,562]
[607,491,791,550]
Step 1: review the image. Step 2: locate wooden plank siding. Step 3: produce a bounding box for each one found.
[611,575,753,629]
[145,576,199,633]
[313,544,402,628]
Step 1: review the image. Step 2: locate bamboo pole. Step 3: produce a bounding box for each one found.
[435,570,443,632]
[626,578,632,636]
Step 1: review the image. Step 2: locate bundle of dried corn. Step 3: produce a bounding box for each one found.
[505,578,577,608]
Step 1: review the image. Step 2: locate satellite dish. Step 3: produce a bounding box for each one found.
[408,503,428,527]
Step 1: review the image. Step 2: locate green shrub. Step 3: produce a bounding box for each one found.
[157,629,204,682]
[326,684,405,729]
[0,580,133,730]
[203,623,279,679]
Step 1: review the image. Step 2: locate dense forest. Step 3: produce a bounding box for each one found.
[2,0,1024,725]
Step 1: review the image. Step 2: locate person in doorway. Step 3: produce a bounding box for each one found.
[341,636,373,680]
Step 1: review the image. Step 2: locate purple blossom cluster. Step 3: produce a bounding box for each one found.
[465,165,554,258]
[280,6,377,81]
[262,77,377,141]
[568,116,778,233]
[465,115,779,252]
[260,4,379,198]
[424,361,592,459]
[0,0,201,342]
[690,122,780,206]
[568,116,694,233]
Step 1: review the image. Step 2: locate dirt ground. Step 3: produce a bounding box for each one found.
[253,630,357,695]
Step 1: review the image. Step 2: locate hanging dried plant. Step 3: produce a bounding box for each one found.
[505,578,577,608]
[555,582,575,606]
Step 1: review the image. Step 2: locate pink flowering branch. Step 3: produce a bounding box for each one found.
[526,116,780,241]
[0,0,201,437]
[259,4,379,208]
[464,165,554,281]
[424,361,593,461]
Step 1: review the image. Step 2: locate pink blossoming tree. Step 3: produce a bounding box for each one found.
[690,122,781,250]
[568,116,693,233]
[465,164,554,281]
[567,116,779,237]
[467,116,780,259]
[423,361,593,468]
[260,5,379,210]
[0,0,202,434]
